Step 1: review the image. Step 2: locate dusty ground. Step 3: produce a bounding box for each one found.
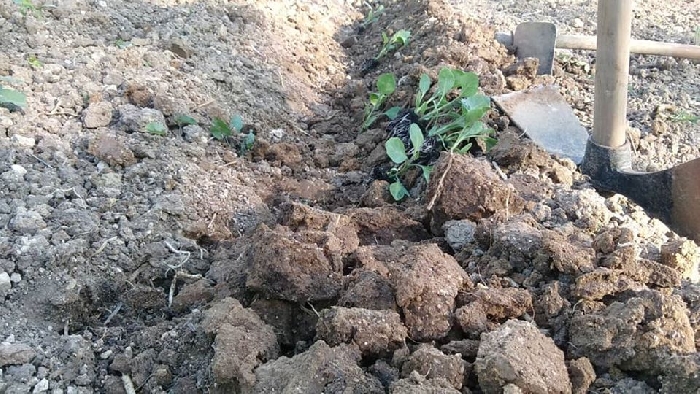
[1,0,699,393]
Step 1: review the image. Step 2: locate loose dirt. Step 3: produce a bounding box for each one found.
[1,0,699,393]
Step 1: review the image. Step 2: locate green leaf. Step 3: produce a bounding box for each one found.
[462,94,491,111]
[377,73,396,96]
[230,115,244,132]
[455,71,479,97]
[436,68,455,97]
[240,132,255,154]
[145,122,167,136]
[393,30,411,45]
[409,123,424,153]
[174,114,197,127]
[0,87,27,108]
[369,92,381,106]
[210,118,232,140]
[382,32,390,45]
[416,164,433,181]
[389,181,409,201]
[385,137,408,164]
[385,106,402,120]
[418,74,431,97]
[456,143,473,153]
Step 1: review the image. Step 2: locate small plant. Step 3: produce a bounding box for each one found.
[174,114,198,128]
[210,115,255,155]
[670,110,699,124]
[376,29,410,60]
[0,86,27,109]
[378,67,496,200]
[360,2,385,30]
[14,0,42,16]
[145,121,167,136]
[115,39,132,49]
[27,55,43,68]
[362,72,399,130]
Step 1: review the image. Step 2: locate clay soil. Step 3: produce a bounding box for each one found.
[1,0,700,393]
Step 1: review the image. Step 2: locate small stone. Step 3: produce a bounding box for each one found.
[0,272,11,296]
[82,102,114,128]
[9,272,21,284]
[11,134,36,147]
[169,38,194,58]
[0,343,36,367]
[10,208,46,235]
[444,220,477,251]
[33,378,49,393]
[573,18,584,28]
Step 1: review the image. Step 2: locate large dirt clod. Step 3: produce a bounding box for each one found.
[353,243,471,341]
[569,290,695,372]
[252,341,384,393]
[202,298,279,389]
[246,224,343,302]
[399,344,466,391]
[455,287,533,337]
[427,153,526,234]
[474,320,572,394]
[316,306,407,357]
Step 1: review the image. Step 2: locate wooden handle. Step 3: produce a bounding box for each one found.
[593,0,633,148]
[557,35,700,60]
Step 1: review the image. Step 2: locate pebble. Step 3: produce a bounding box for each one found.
[573,18,584,28]
[10,273,22,284]
[0,272,11,295]
[33,378,49,393]
[82,102,114,129]
[11,134,36,147]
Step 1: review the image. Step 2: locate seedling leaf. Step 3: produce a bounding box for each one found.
[416,164,432,181]
[174,114,197,127]
[0,87,27,108]
[394,30,411,45]
[230,115,244,132]
[389,181,409,201]
[418,74,431,97]
[409,123,424,154]
[436,68,455,97]
[377,73,396,96]
[211,118,232,140]
[455,71,479,97]
[385,106,402,120]
[145,122,167,136]
[385,137,408,164]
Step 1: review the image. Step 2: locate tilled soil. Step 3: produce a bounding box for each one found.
[1,0,699,393]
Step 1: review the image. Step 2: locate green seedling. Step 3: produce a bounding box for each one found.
[375,29,410,60]
[0,86,27,109]
[210,115,243,140]
[115,39,132,49]
[145,121,167,136]
[27,55,43,68]
[381,67,496,201]
[670,110,699,124]
[14,0,42,16]
[210,115,255,155]
[362,72,399,129]
[174,114,198,128]
[361,3,385,29]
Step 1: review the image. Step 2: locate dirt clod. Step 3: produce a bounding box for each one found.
[202,298,279,389]
[253,341,384,393]
[475,320,572,394]
[427,153,525,233]
[456,287,533,337]
[316,306,407,357]
[400,344,466,391]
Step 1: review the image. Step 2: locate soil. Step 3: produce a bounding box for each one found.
[1,0,699,393]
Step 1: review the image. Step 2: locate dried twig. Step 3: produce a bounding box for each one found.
[426,152,454,211]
